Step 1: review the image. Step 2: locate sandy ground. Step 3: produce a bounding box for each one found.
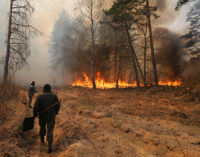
[0,87,200,157]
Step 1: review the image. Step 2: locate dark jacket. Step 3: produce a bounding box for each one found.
[28,85,36,97]
[33,92,60,121]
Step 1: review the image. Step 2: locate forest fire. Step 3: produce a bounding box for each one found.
[158,80,182,86]
[72,72,182,89]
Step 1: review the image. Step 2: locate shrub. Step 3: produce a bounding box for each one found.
[0,82,20,123]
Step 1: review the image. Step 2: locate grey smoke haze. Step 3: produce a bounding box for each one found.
[155,0,178,25]
[49,10,91,85]
[0,0,75,85]
[155,0,190,34]
[157,0,167,11]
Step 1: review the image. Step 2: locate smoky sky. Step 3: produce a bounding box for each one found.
[153,0,190,34]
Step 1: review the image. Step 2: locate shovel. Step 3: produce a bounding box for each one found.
[23,116,35,132]
[22,101,61,132]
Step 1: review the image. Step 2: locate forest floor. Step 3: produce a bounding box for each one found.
[0,86,200,157]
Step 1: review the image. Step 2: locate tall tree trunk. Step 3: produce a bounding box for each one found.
[134,46,145,84]
[91,5,96,90]
[114,48,117,87]
[91,29,96,89]
[116,62,120,89]
[146,0,159,86]
[125,24,140,88]
[115,48,120,89]
[4,0,13,82]
[143,31,147,87]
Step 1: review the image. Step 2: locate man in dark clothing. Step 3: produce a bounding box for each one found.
[28,81,36,108]
[33,84,60,153]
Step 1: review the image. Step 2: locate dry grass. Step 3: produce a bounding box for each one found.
[182,78,200,89]
[0,82,20,123]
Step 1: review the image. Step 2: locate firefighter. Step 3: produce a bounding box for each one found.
[33,84,60,153]
[28,81,36,108]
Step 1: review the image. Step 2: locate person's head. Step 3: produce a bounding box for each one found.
[31,81,35,86]
[43,84,51,93]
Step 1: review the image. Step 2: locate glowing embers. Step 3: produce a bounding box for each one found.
[72,72,182,89]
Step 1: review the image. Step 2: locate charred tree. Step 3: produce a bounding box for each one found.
[91,18,96,90]
[114,43,121,89]
[143,26,148,87]
[3,0,37,82]
[4,0,14,82]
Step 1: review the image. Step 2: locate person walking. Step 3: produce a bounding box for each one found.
[33,84,60,153]
[28,81,36,108]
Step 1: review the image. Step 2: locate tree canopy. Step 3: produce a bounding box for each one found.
[176,0,195,10]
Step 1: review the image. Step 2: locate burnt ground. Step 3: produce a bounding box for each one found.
[0,87,200,157]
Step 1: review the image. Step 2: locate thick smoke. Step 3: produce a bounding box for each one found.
[154,28,186,79]
[154,0,179,26]
[49,10,90,84]
[156,0,167,11]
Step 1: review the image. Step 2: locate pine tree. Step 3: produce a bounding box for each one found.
[176,0,195,10]
[105,0,145,88]
[105,0,159,87]
[183,0,200,56]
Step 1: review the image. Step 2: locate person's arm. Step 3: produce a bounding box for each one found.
[33,95,40,117]
[28,86,31,93]
[34,86,37,93]
[55,95,60,115]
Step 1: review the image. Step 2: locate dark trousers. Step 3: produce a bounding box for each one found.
[39,117,55,142]
[28,95,33,106]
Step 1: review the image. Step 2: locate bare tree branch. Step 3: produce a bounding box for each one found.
[3,0,38,81]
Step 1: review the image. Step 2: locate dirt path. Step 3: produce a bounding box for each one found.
[0,95,30,157]
[0,87,200,157]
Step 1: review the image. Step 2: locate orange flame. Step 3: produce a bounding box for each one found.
[158,80,182,86]
[72,72,182,89]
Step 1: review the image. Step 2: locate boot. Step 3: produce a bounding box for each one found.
[40,136,44,143]
[48,141,52,154]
